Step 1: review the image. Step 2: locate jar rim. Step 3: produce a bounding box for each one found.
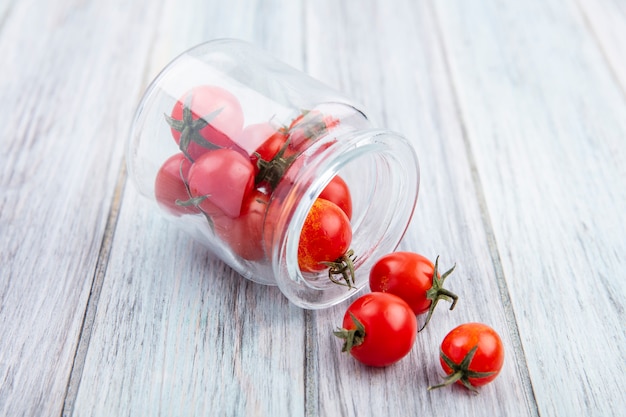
[269,128,420,309]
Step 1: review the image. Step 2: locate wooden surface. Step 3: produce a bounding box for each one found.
[1,0,624,416]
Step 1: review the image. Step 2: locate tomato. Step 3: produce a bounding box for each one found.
[235,122,285,158]
[214,190,268,261]
[288,110,340,133]
[429,323,505,392]
[165,85,246,161]
[319,175,352,220]
[249,128,289,176]
[334,292,417,367]
[187,148,255,218]
[287,110,340,152]
[154,153,199,216]
[271,137,339,196]
[235,122,298,191]
[246,111,341,191]
[369,253,457,330]
[250,128,297,191]
[298,198,352,274]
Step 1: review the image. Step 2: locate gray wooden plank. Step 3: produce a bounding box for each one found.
[0,0,163,415]
[72,190,305,417]
[143,0,306,79]
[71,1,308,416]
[3,1,621,416]
[434,0,626,416]
[305,1,535,416]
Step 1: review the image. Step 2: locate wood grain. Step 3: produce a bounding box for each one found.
[0,0,624,416]
[434,0,626,415]
[306,1,534,416]
[0,0,162,415]
[71,190,305,417]
[71,1,308,416]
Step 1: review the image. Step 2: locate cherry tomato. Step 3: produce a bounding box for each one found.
[287,110,340,152]
[334,292,417,367]
[288,110,340,133]
[249,127,297,191]
[271,138,339,196]
[319,175,352,220]
[249,129,289,176]
[429,323,505,392]
[214,190,268,261]
[248,111,341,191]
[165,85,245,161]
[298,198,352,274]
[154,153,199,216]
[187,148,255,218]
[369,253,457,330]
[236,122,285,158]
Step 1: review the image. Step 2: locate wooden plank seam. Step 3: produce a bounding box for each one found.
[428,2,541,416]
[61,162,127,417]
[304,309,319,417]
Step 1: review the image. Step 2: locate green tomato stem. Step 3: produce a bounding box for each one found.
[419,256,458,332]
[323,249,357,289]
[333,312,366,353]
[428,345,496,394]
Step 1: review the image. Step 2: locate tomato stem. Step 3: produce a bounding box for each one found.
[164,92,223,162]
[419,256,458,332]
[428,345,496,393]
[175,161,214,231]
[254,137,299,190]
[323,249,357,289]
[254,110,339,190]
[333,312,366,353]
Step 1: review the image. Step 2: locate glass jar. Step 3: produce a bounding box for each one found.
[127,39,419,309]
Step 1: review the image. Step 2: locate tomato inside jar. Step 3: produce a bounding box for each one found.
[128,39,420,308]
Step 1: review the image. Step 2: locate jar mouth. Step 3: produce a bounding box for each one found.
[269,128,420,309]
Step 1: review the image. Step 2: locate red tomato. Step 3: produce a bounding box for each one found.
[235,122,286,158]
[298,198,352,273]
[250,129,289,175]
[250,128,301,191]
[166,85,245,161]
[245,112,341,191]
[429,323,505,392]
[287,110,340,152]
[369,253,457,330]
[288,110,340,132]
[154,153,199,216]
[334,292,417,367]
[272,138,339,195]
[187,148,255,218]
[319,175,352,220]
[214,190,268,261]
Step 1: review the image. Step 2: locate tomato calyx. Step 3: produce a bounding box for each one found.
[420,256,458,332]
[254,137,298,190]
[428,345,496,393]
[175,194,216,231]
[172,161,215,230]
[254,110,340,190]
[174,160,204,206]
[333,312,365,353]
[164,94,223,161]
[322,249,357,289]
[175,194,207,207]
